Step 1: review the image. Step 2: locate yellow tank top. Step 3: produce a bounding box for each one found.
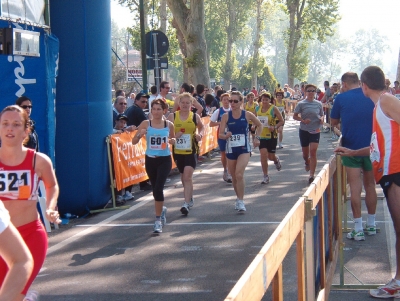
[256,105,277,139]
[173,111,196,154]
[275,98,285,108]
[245,102,258,124]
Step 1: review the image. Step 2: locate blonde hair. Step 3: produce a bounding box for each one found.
[178,92,194,104]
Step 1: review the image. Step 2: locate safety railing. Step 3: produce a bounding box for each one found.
[225,153,344,301]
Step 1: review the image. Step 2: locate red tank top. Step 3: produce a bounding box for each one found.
[0,149,39,201]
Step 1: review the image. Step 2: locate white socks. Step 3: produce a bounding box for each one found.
[354,217,363,232]
[367,214,376,227]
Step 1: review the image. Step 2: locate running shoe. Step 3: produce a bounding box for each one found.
[153,220,162,233]
[308,176,315,184]
[346,229,365,241]
[188,198,194,208]
[275,156,282,171]
[227,173,233,183]
[161,206,167,226]
[180,203,189,215]
[123,191,134,201]
[278,143,283,149]
[236,200,246,212]
[223,171,229,182]
[24,290,39,301]
[261,175,270,184]
[366,224,377,236]
[305,163,310,172]
[370,278,400,298]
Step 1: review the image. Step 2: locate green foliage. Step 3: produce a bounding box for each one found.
[237,58,278,91]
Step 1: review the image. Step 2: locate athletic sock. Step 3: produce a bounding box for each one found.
[354,217,363,232]
[367,214,376,226]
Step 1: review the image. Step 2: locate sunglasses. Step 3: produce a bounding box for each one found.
[228,99,240,103]
[21,105,33,109]
[306,90,316,93]
[140,100,148,103]
[119,103,127,105]
[163,87,171,89]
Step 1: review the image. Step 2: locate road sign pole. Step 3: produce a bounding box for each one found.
[139,0,147,92]
[152,32,161,93]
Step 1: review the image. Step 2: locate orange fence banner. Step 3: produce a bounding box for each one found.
[110,117,219,191]
[198,116,219,155]
[110,131,148,191]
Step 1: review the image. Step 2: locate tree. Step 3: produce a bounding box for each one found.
[166,0,210,86]
[251,0,264,89]
[282,0,340,86]
[237,57,278,92]
[349,29,387,74]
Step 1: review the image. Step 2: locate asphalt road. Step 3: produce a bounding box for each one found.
[31,119,393,301]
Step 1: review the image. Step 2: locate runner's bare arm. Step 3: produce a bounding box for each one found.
[381,94,400,125]
[195,114,204,142]
[132,120,149,145]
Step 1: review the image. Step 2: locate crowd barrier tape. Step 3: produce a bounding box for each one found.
[110,116,219,191]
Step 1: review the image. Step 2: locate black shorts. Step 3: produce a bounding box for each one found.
[299,129,320,147]
[379,172,400,199]
[248,123,255,134]
[259,138,277,153]
[173,153,197,173]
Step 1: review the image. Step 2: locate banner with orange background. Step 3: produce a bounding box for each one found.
[110,117,219,191]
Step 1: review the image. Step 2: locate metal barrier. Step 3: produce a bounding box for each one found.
[225,154,343,301]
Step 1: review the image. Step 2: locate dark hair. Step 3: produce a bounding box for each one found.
[150,85,157,94]
[151,98,168,110]
[115,89,125,97]
[196,84,205,95]
[341,72,359,85]
[216,90,224,97]
[15,96,32,106]
[230,91,243,102]
[160,81,169,89]
[360,66,386,90]
[204,94,215,106]
[324,81,329,87]
[190,84,195,94]
[181,82,191,92]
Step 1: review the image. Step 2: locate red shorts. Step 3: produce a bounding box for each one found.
[0,219,48,295]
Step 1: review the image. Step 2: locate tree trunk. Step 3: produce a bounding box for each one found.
[160,0,167,32]
[222,2,236,90]
[251,0,263,89]
[171,18,188,83]
[397,47,400,81]
[167,0,210,86]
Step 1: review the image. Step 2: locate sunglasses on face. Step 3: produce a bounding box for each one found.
[119,103,127,105]
[21,105,33,109]
[140,100,148,104]
[306,90,316,93]
[228,99,240,103]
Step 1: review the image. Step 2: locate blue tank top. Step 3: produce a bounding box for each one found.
[145,121,171,156]
[226,110,250,153]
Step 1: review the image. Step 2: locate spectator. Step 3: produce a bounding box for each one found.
[394,80,400,94]
[172,83,203,114]
[115,90,125,98]
[15,96,39,151]
[195,84,208,117]
[385,78,395,95]
[251,86,258,97]
[334,66,400,299]
[157,81,174,110]
[330,72,377,241]
[148,85,158,109]
[127,93,136,107]
[204,94,216,115]
[112,96,127,127]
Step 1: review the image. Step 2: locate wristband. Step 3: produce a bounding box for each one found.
[255,136,261,140]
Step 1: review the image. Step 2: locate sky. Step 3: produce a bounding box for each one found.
[111,0,400,79]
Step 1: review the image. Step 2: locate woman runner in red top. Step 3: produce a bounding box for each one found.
[0,105,60,301]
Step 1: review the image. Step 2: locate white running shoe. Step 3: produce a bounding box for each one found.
[223,171,228,182]
[261,175,270,184]
[24,290,39,301]
[153,220,162,233]
[370,278,400,298]
[236,200,246,212]
[180,203,189,215]
[226,173,232,183]
[188,198,194,208]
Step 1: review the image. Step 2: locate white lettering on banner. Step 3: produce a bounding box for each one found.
[7,55,37,97]
[115,136,146,163]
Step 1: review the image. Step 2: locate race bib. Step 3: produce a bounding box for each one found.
[258,116,269,127]
[277,106,284,112]
[0,171,31,197]
[229,134,245,147]
[149,135,168,150]
[175,134,192,150]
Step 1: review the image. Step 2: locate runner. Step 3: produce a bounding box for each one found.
[274,90,286,148]
[255,92,284,184]
[293,84,324,184]
[167,93,204,216]
[210,93,232,183]
[132,99,175,233]
[219,91,262,212]
[0,105,60,301]
[244,92,258,148]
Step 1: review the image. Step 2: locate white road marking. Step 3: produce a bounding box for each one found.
[47,160,222,255]
[74,221,280,227]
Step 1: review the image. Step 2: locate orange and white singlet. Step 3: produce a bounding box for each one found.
[370,96,400,182]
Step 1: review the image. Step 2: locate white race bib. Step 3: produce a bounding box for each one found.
[277,106,284,112]
[0,171,31,194]
[149,135,168,150]
[229,134,245,147]
[175,134,192,150]
[258,116,269,127]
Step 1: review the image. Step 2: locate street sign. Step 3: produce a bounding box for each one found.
[146,57,168,70]
[145,30,169,57]
[127,69,142,82]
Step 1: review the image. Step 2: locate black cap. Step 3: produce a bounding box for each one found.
[116,114,128,121]
[135,92,150,100]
